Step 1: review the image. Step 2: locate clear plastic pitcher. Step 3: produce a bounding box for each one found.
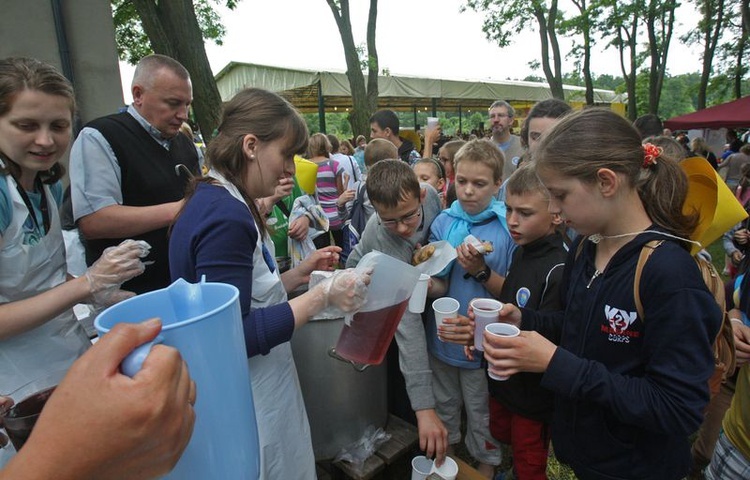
[94,278,259,480]
[335,251,421,365]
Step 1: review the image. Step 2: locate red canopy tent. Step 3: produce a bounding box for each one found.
[664,96,750,130]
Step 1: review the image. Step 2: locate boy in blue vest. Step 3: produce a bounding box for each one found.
[426,139,516,477]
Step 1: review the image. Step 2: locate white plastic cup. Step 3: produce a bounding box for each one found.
[484,323,521,381]
[427,117,439,128]
[409,274,430,313]
[432,297,460,337]
[430,455,459,480]
[470,298,503,351]
[411,455,433,480]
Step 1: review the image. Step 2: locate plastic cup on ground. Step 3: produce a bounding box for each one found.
[470,298,503,351]
[430,455,459,480]
[484,323,521,381]
[409,274,430,313]
[411,455,434,480]
[432,297,460,340]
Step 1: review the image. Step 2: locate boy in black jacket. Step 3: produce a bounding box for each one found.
[489,163,567,479]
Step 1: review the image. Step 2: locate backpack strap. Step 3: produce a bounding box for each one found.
[633,239,737,395]
[348,156,359,182]
[274,199,291,218]
[633,240,664,321]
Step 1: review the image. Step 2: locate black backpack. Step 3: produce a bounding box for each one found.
[341,183,368,263]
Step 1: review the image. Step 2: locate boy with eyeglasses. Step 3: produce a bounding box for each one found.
[345,159,449,467]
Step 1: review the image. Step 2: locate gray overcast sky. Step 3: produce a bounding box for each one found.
[120,0,702,102]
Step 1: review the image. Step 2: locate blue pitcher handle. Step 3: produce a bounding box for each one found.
[121,335,165,377]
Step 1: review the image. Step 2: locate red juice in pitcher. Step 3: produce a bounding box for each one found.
[335,300,409,365]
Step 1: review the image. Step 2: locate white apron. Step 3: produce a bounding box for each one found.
[210,172,316,479]
[0,175,90,464]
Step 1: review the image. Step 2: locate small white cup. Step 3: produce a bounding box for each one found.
[432,297,460,339]
[409,274,430,313]
[427,117,439,128]
[470,298,503,351]
[411,455,433,480]
[430,455,459,480]
[484,323,521,381]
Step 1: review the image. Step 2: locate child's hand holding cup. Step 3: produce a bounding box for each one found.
[484,323,521,380]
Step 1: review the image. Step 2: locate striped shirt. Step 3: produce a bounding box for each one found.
[315,158,342,229]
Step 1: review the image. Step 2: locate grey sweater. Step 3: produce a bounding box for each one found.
[346,184,443,411]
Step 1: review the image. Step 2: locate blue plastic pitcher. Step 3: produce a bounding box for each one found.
[95,278,259,479]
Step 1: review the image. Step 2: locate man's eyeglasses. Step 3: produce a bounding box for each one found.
[378,205,423,229]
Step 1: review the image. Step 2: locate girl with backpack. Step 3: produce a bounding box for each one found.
[482,108,722,480]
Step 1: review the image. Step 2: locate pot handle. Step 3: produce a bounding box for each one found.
[327,347,370,372]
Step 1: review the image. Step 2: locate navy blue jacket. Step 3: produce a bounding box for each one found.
[522,229,721,480]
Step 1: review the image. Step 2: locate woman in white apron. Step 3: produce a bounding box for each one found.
[169,88,370,479]
[0,58,147,464]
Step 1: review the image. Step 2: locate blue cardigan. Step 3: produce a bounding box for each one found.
[169,183,294,357]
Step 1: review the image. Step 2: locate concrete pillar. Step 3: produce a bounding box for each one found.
[1,0,123,124]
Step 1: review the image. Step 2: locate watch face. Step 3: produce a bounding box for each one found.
[475,267,490,283]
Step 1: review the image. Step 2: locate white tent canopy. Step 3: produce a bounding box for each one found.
[215,61,626,113]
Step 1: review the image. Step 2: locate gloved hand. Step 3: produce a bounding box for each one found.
[317,268,371,313]
[85,240,151,307]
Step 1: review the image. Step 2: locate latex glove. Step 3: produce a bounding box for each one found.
[91,287,135,316]
[86,240,150,306]
[319,268,371,313]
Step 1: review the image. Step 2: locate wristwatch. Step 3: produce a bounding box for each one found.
[472,265,491,283]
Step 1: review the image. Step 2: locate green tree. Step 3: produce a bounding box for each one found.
[111,0,238,142]
[560,0,602,105]
[683,0,728,109]
[599,0,643,119]
[463,0,566,99]
[644,0,678,114]
[325,0,380,138]
[714,0,750,99]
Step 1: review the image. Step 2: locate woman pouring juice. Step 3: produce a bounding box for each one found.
[169,87,370,479]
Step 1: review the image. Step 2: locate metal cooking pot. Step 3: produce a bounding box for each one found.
[291,314,388,460]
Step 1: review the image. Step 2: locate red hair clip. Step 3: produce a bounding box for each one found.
[642,143,662,168]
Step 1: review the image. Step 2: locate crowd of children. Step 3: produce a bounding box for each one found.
[246,101,740,479]
[2,53,741,480]
[326,105,739,480]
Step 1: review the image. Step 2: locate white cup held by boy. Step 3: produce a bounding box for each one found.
[470,298,503,351]
[432,297,460,340]
[409,274,430,313]
[430,455,458,480]
[484,322,521,381]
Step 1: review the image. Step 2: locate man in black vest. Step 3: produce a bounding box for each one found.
[70,55,200,294]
